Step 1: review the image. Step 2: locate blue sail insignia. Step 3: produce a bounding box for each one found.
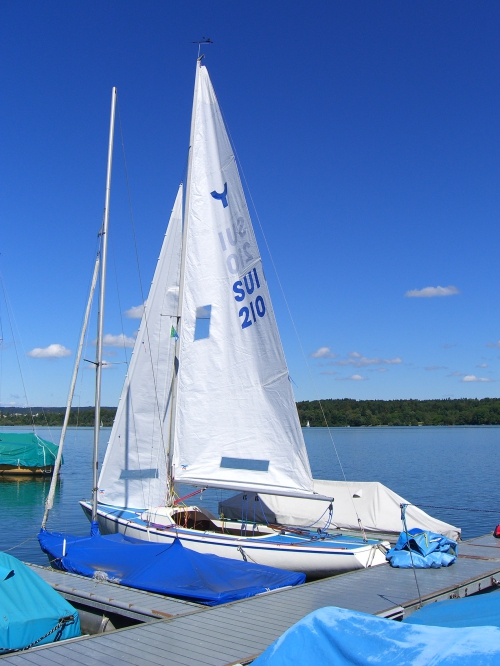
[211,182,228,208]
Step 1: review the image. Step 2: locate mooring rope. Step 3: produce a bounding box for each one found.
[401,503,423,609]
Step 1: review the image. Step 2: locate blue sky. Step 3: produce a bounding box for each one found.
[1,1,499,407]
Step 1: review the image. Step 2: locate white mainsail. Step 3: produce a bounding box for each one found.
[172,63,315,497]
[98,185,183,509]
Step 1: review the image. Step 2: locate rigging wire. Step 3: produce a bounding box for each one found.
[116,93,177,509]
[110,245,131,368]
[0,284,4,408]
[217,97,368,540]
[0,268,36,432]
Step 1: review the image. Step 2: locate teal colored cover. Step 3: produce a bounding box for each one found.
[0,433,60,468]
[0,551,80,653]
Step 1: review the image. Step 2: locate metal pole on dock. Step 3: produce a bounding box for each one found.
[91,87,117,530]
[41,253,100,529]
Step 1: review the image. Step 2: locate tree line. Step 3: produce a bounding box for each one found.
[297,398,500,427]
[0,407,116,427]
[2,398,500,428]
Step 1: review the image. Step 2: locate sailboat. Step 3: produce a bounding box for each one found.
[80,58,390,577]
[39,85,307,604]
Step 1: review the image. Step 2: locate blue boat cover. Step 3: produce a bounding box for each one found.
[0,551,80,654]
[253,606,500,665]
[405,588,500,628]
[38,530,305,605]
[386,527,457,568]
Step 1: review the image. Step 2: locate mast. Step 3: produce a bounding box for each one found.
[167,59,202,498]
[91,87,117,529]
[41,253,100,529]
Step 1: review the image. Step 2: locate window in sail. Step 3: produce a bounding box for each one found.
[194,305,212,340]
[120,468,159,479]
[220,457,269,472]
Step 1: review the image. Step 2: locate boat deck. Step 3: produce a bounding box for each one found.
[3,534,500,665]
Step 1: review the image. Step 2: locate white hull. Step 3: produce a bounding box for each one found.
[81,502,389,578]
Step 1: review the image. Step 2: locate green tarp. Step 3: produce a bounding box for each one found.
[0,433,60,469]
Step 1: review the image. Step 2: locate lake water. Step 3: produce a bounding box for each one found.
[1,425,498,565]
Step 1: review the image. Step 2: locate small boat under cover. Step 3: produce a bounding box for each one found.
[252,605,500,665]
[405,587,500,628]
[0,551,80,655]
[38,529,305,606]
[0,433,59,475]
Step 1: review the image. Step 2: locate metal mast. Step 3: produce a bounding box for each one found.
[41,253,100,529]
[166,59,202,501]
[91,87,117,529]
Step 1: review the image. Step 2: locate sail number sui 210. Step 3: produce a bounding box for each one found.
[233,268,266,329]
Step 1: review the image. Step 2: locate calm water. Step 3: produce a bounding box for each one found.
[1,425,498,565]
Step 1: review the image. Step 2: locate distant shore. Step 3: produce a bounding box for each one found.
[297,398,500,427]
[1,398,500,428]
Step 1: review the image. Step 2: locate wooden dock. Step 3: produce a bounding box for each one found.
[26,563,203,623]
[2,534,500,665]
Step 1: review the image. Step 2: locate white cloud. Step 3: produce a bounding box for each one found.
[487,341,500,348]
[311,347,337,359]
[405,285,460,298]
[94,333,136,349]
[336,374,367,381]
[320,370,337,375]
[461,375,493,383]
[477,363,488,368]
[368,368,388,373]
[446,371,463,377]
[125,303,145,319]
[27,344,71,359]
[334,352,402,368]
[425,366,447,371]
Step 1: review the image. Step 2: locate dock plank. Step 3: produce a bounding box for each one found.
[14,645,90,666]
[139,623,258,649]
[52,640,156,666]
[0,655,55,666]
[0,657,36,665]
[134,623,246,664]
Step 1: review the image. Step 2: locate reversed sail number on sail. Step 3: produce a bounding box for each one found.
[233,268,266,329]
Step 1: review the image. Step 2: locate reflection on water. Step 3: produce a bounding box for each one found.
[1,425,498,564]
[0,474,57,504]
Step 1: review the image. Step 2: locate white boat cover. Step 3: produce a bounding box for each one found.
[172,62,314,498]
[219,479,461,541]
[98,186,183,510]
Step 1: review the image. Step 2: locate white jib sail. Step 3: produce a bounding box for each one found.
[98,185,183,509]
[172,64,314,497]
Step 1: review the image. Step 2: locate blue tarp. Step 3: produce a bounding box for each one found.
[405,588,500,628]
[386,527,457,568]
[0,551,80,654]
[253,606,500,665]
[38,530,305,606]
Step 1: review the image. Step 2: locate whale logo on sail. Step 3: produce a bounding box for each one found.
[211,182,228,208]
